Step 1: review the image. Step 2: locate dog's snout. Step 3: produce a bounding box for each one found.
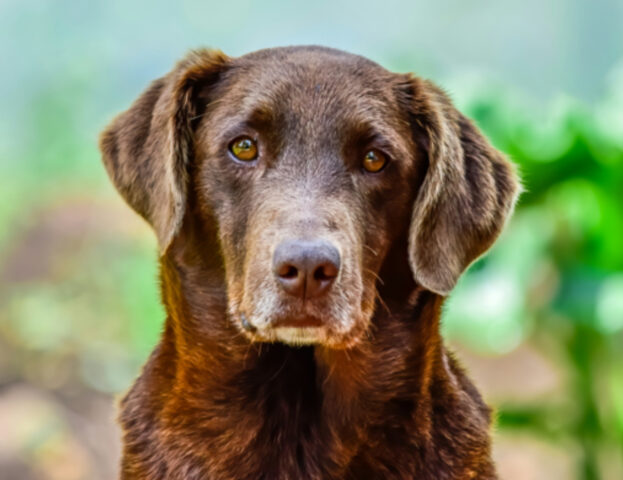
[273,239,340,299]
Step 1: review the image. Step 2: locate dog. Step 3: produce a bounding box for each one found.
[99,46,519,479]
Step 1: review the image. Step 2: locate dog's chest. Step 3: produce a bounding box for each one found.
[123,344,427,479]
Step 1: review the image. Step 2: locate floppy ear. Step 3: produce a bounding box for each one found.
[399,76,521,295]
[99,49,229,252]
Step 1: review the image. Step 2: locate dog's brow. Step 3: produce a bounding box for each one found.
[245,104,276,127]
[224,104,278,133]
[210,103,280,149]
[344,121,406,158]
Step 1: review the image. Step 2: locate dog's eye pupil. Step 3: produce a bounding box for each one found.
[229,136,258,161]
[362,149,388,173]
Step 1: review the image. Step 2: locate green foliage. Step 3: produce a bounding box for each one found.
[443,78,623,478]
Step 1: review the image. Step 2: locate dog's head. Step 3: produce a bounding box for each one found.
[100,47,519,348]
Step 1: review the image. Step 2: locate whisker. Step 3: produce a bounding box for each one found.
[322,359,338,390]
[363,267,385,286]
[375,288,391,316]
[189,112,209,121]
[268,355,289,382]
[363,245,379,257]
[242,340,255,369]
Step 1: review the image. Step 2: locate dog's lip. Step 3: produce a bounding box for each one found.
[237,311,324,332]
[271,315,323,328]
[237,311,365,349]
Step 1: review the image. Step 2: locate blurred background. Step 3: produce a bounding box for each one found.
[1,0,622,479]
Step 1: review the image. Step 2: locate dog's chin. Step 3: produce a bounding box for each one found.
[271,328,362,349]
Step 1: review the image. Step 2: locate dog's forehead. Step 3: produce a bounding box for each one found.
[208,47,404,142]
[234,46,392,84]
[234,49,390,103]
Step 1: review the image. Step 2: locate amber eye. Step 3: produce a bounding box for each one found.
[229,136,258,161]
[362,149,388,173]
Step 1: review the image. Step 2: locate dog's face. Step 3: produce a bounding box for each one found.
[193,50,421,347]
[100,47,519,349]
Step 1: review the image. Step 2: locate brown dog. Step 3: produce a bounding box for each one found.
[100,46,519,479]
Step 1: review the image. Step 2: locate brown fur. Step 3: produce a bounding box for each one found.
[99,46,520,479]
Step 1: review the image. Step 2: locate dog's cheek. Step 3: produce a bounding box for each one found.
[198,169,255,305]
[237,205,283,324]
[363,223,390,276]
[327,205,369,334]
[191,197,244,316]
[357,205,393,315]
[240,244,281,327]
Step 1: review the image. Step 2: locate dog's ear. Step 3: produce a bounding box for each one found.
[99,49,229,252]
[398,76,520,295]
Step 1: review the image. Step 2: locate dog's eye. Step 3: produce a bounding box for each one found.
[362,149,388,173]
[229,136,258,161]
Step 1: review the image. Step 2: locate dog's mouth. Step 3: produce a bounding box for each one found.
[271,315,324,328]
[265,326,328,347]
[236,309,365,349]
[239,312,325,332]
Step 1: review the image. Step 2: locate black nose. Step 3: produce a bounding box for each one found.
[273,239,341,299]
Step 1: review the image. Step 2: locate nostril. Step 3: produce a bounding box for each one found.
[278,264,299,279]
[313,263,338,281]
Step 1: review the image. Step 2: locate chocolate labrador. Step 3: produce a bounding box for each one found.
[100,46,520,479]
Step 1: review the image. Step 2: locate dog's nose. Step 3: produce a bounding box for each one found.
[273,239,340,299]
